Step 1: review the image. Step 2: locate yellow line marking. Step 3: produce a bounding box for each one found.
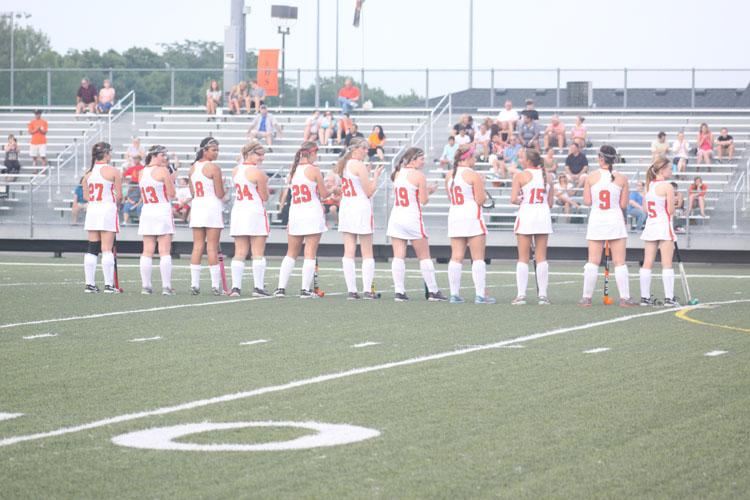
[675,306,750,334]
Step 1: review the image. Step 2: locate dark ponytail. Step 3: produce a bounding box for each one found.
[290,141,318,181]
[87,142,112,173]
[451,144,474,189]
[598,144,617,181]
[391,147,424,181]
[193,136,219,166]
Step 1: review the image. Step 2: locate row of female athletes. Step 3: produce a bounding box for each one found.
[81,136,679,306]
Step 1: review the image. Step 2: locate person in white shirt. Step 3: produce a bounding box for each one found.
[455,128,471,146]
[671,131,690,173]
[474,123,491,161]
[496,100,519,133]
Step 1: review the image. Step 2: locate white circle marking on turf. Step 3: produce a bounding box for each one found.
[22,333,57,340]
[111,421,380,452]
[0,412,24,422]
[583,347,610,354]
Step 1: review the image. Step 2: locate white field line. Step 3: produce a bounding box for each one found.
[351,341,380,348]
[239,339,269,346]
[0,279,190,287]
[1,298,746,449]
[0,413,24,422]
[22,333,58,340]
[583,347,611,354]
[704,350,728,357]
[128,336,162,343]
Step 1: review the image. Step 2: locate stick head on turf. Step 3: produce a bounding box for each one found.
[603,296,614,305]
[688,298,699,305]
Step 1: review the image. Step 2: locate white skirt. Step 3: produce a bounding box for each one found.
[288,208,327,236]
[230,207,269,236]
[586,210,627,241]
[189,198,224,229]
[138,204,175,236]
[386,210,427,240]
[641,218,676,242]
[448,214,487,238]
[514,206,553,235]
[84,203,119,232]
[338,199,373,235]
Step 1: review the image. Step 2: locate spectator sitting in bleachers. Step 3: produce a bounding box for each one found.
[543,115,566,152]
[248,105,281,151]
[520,98,539,122]
[543,147,558,178]
[554,174,579,218]
[493,135,522,179]
[367,125,386,162]
[342,122,364,150]
[75,78,97,114]
[3,134,21,179]
[570,116,587,149]
[27,110,48,168]
[323,171,342,227]
[337,113,354,145]
[627,181,647,230]
[121,182,142,225]
[71,177,87,225]
[438,136,458,170]
[564,142,588,187]
[205,80,222,116]
[249,80,266,112]
[96,79,116,114]
[338,78,360,114]
[452,114,474,140]
[716,127,735,162]
[495,100,519,134]
[318,111,337,146]
[651,131,670,161]
[672,130,690,173]
[303,110,321,142]
[672,181,686,232]
[487,134,505,182]
[228,81,249,114]
[517,114,540,151]
[474,123,491,161]
[688,176,707,218]
[123,155,145,183]
[173,176,192,223]
[126,136,144,166]
[454,127,471,146]
[696,123,714,166]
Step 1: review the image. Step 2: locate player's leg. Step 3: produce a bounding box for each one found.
[84,231,101,292]
[342,232,359,295]
[581,239,603,305]
[100,231,117,291]
[659,239,677,305]
[231,235,250,295]
[468,234,494,304]
[514,234,531,304]
[448,237,466,302]
[391,238,408,300]
[250,236,269,295]
[413,238,445,301]
[301,233,322,295]
[190,228,206,293]
[157,234,174,295]
[534,234,550,303]
[640,241,658,304]
[276,234,302,296]
[360,233,376,298]
[610,237,635,305]
[140,235,156,293]
[206,227,222,294]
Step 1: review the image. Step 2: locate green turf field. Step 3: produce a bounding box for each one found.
[0,254,749,498]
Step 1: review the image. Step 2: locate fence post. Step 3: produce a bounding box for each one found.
[29,182,33,238]
[490,68,495,108]
[170,70,175,107]
[623,68,628,109]
[361,68,365,104]
[47,70,52,106]
[556,68,561,108]
[691,68,696,108]
[424,68,429,109]
[296,68,301,108]
[132,92,136,126]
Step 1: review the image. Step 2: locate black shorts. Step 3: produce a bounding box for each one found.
[4,160,20,174]
[368,146,384,158]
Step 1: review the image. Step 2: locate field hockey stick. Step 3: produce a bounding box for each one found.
[674,241,698,305]
[313,258,325,297]
[531,237,539,296]
[218,245,229,295]
[603,241,613,305]
[113,238,122,292]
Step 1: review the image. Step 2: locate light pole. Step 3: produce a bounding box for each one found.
[2,11,31,108]
[272,5,297,107]
[277,26,290,106]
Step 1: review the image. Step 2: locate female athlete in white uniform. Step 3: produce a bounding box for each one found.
[334,137,384,299]
[188,137,226,295]
[579,145,637,307]
[137,145,176,295]
[511,148,554,305]
[386,147,447,302]
[275,141,335,298]
[445,144,494,304]
[640,157,679,306]
[229,141,270,297]
[82,142,122,293]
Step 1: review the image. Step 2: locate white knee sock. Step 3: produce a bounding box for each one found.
[516,262,529,297]
[362,258,375,293]
[420,259,438,293]
[536,261,549,297]
[231,259,245,290]
[582,262,598,298]
[209,264,221,289]
[448,260,462,296]
[159,255,172,290]
[391,258,406,294]
[614,264,630,300]
[84,253,97,286]
[277,256,295,289]
[252,258,266,290]
[662,268,675,299]
[342,257,357,293]
[139,255,153,289]
[639,268,652,299]
[472,260,486,297]
[101,252,115,287]
[190,264,201,289]
[301,259,316,291]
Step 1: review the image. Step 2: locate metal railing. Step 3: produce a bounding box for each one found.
[733,168,748,230]
[107,90,136,142]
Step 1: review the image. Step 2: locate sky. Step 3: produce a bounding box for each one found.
[5,0,750,97]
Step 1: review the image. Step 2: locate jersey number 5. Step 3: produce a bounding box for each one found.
[647,201,657,218]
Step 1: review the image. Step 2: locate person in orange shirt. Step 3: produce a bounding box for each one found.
[367,125,386,162]
[338,78,360,114]
[27,109,48,167]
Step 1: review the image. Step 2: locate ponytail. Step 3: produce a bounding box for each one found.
[241,140,264,161]
[645,157,670,190]
[391,147,424,181]
[290,141,318,181]
[334,137,368,176]
[598,145,618,182]
[193,136,219,166]
[87,142,112,173]
[451,144,474,189]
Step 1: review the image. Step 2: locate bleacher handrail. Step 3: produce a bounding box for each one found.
[107,90,136,142]
[732,171,746,230]
[429,94,452,152]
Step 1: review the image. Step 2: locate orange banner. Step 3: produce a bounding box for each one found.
[257,49,280,97]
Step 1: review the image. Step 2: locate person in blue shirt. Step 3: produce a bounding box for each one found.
[627,180,647,230]
[71,177,88,225]
[438,136,458,170]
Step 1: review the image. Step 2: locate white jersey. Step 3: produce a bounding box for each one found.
[586,171,627,241]
[448,167,487,238]
[386,168,427,240]
[641,180,675,241]
[230,163,269,236]
[514,167,552,235]
[338,160,374,235]
[84,162,119,232]
[287,163,326,236]
[189,161,224,229]
[138,166,174,235]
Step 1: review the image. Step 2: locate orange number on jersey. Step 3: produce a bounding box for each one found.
[341,178,357,197]
[647,200,656,218]
[235,184,254,201]
[292,184,312,204]
[598,189,611,210]
[394,186,410,207]
[141,186,159,204]
[88,183,104,202]
[449,185,464,205]
[529,188,545,204]
[194,181,205,197]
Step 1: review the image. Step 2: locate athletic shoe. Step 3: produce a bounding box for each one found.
[141,287,153,295]
[162,287,176,296]
[229,287,241,297]
[273,288,286,298]
[347,292,361,300]
[619,298,638,308]
[475,295,497,305]
[363,291,381,300]
[300,289,319,299]
[212,287,224,296]
[511,296,527,305]
[427,290,448,302]
[578,297,593,307]
[253,288,271,297]
[190,286,200,296]
[663,297,680,307]
[394,293,410,302]
[538,296,551,305]
[640,296,656,306]
[450,295,465,304]
[84,284,100,293]
[103,285,121,294]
